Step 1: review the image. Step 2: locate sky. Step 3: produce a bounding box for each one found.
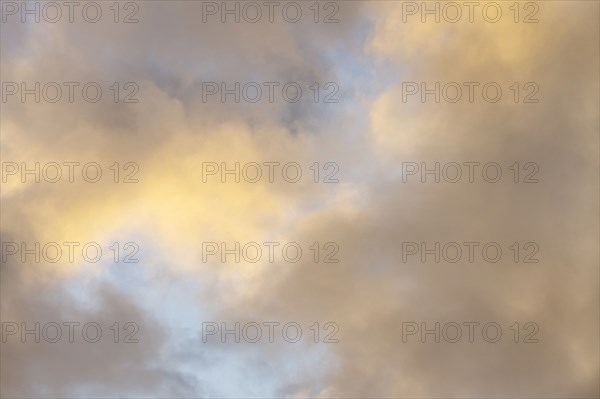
[1,1,599,397]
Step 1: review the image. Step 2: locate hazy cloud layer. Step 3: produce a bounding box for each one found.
[1,1,598,397]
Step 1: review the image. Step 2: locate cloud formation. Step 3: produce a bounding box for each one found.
[1,1,598,397]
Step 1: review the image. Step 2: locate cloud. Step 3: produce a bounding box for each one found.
[1,1,598,397]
